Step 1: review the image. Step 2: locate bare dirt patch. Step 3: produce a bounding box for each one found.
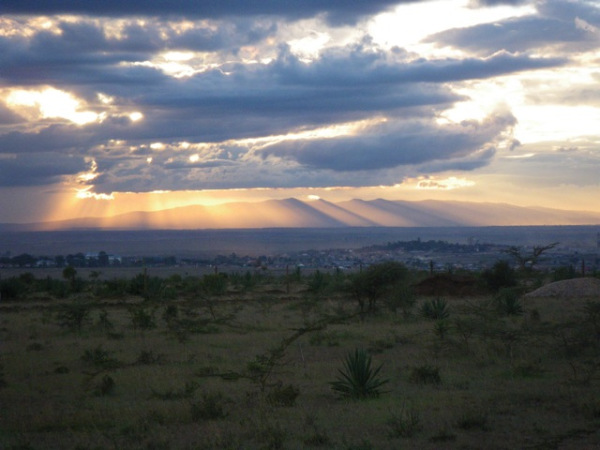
[524,277,600,298]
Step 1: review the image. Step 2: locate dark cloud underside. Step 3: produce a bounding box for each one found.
[0,0,418,25]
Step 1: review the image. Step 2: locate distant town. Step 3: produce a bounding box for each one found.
[2,237,599,276]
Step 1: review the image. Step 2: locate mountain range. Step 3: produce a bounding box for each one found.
[3,198,600,231]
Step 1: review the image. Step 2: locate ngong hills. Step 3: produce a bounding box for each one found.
[4,198,600,230]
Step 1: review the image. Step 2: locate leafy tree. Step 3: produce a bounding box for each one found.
[11,253,36,267]
[62,265,77,286]
[0,276,29,301]
[98,251,109,267]
[482,260,517,292]
[202,273,228,296]
[349,261,409,312]
[57,302,91,333]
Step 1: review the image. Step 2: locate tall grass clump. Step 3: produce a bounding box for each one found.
[330,348,388,399]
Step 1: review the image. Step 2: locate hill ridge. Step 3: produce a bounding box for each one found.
[2,198,600,231]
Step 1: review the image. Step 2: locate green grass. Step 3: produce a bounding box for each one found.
[1,280,600,449]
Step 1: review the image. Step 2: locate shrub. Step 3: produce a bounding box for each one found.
[81,345,121,369]
[387,405,422,438]
[455,409,489,431]
[0,363,7,388]
[433,319,450,339]
[95,309,114,331]
[482,260,517,292]
[266,384,300,407]
[408,365,441,385]
[190,392,227,421]
[0,276,30,301]
[349,261,409,312]
[57,303,91,333]
[129,305,156,330]
[302,414,330,447]
[384,285,416,316]
[94,375,116,396]
[495,288,523,316]
[420,298,449,320]
[136,350,163,365]
[330,348,388,399]
[151,381,198,400]
[552,265,577,282]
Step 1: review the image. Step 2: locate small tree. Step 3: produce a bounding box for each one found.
[503,242,559,271]
[57,303,91,333]
[482,260,517,292]
[62,265,77,288]
[349,261,409,313]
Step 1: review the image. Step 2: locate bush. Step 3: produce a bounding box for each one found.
[190,392,227,421]
[81,345,121,369]
[94,375,116,396]
[330,348,388,399]
[408,365,441,385]
[384,285,416,316]
[387,405,422,438]
[482,260,517,292]
[129,305,156,330]
[553,265,577,282]
[349,261,409,312]
[266,384,300,407]
[455,409,489,431]
[495,288,523,316]
[57,303,91,333]
[0,276,30,301]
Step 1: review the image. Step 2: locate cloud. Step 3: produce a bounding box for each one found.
[427,0,600,55]
[0,29,560,194]
[0,153,87,186]
[259,112,513,171]
[0,0,416,25]
[469,0,532,6]
[0,0,596,206]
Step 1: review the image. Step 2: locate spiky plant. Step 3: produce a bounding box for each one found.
[330,348,388,399]
[420,298,450,320]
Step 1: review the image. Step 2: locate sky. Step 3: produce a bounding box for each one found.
[0,0,599,224]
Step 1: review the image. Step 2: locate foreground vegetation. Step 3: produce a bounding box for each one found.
[1,262,600,449]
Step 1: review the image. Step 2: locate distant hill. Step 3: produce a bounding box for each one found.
[3,198,600,231]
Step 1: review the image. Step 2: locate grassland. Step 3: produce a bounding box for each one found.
[1,269,600,449]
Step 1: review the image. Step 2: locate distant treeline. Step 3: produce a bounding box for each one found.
[0,252,177,268]
[367,239,497,253]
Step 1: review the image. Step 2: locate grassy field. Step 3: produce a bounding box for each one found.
[1,271,600,449]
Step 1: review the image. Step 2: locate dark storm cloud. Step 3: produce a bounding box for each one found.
[0,0,417,25]
[274,46,564,85]
[0,125,97,154]
[0,153,86,186]
[259,112,515,171]
[427,0,600,55]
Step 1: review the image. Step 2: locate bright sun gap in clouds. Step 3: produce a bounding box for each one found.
[6,88,100,125]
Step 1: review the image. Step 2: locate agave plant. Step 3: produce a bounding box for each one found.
[420,298,450,320]
[330,348,388,399]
